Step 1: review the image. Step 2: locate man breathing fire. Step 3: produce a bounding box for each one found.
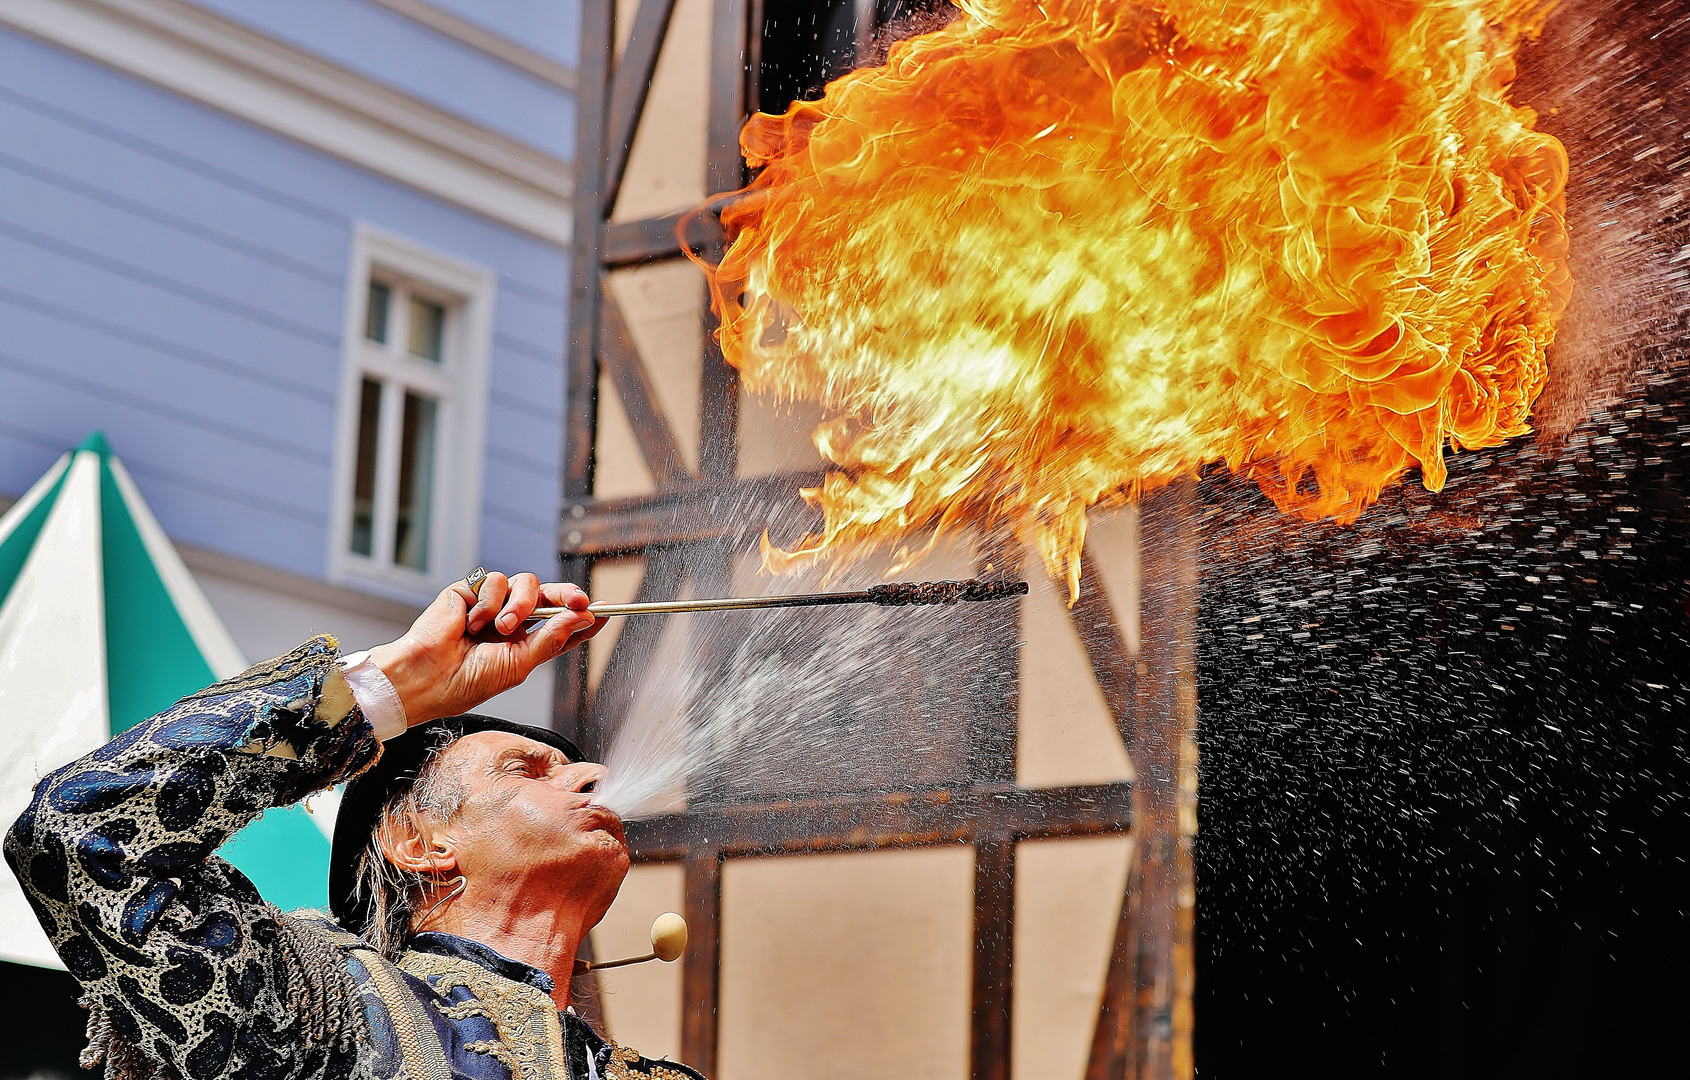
[6,571,701,1080]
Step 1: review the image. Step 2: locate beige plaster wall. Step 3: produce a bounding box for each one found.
[1085,507,1142,656]
[719,847,974,1080]
[612,0,712,224]
[596,0,715,499]
[594,368,657,499]
[594,862,687,1062]
[1017,508,1139,789]
[1014,836,1135,1080]
[737,391,827,478]
[593,839,1136,1080]
[607,262,705,471]
[1017,568,1133,790]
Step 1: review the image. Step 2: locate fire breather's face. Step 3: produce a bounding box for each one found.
[428,731,630,918]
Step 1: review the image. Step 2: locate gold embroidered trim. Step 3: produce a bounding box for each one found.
[400,950,568,1080]
[435,999,493,1022]
[354,949,452,1080]
[604,1044,699,1080]
[467,1039,524,1073]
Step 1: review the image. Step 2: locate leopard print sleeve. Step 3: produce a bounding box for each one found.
[4,636,383,1080]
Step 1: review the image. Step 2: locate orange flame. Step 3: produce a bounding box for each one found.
[699,0,1571,597]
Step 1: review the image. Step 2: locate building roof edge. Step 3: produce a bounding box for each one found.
[0,0,575,245]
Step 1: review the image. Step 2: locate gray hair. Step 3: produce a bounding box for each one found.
[349,727,468,959]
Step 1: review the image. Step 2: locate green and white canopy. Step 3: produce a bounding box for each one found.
[1,433,336,968]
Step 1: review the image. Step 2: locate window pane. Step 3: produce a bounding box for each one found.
[365,281,391,344]
[350,377,382,557]
[408,297,445,362]
[393,391,438,571]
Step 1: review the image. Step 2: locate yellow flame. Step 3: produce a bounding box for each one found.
[699,0,1571,598]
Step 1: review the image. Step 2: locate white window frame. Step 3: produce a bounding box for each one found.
[328,224,495,604]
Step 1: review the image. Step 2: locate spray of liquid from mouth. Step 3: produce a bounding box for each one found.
[586,623,694,820]
[577,584,1026,818]
[587,612,893,821]
[585,553,1019,820]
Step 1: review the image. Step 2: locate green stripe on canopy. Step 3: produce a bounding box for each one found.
[0,461,71,615]
[97,452,215,734]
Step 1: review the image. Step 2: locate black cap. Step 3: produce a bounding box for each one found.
[327,714,585,932]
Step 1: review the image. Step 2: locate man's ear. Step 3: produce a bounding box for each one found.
[377,813,458,877]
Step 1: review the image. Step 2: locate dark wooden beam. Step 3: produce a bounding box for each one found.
[705,0,752,208]
[599,284,692,488]
[698,328,740,483]
[1070,545,1137,747]
[745,0,768,113]
[603,212,723,268]
[1124,486,1199,1080]
[559,469,826,556]
[681,850,723,1079]
[603,0,680,214]
[698,0,750,483]
[968,537,1020,1080]
[552,553,592,743]
[627,781,1132,861]
[566,1,611,507]
[1075,539,1140,1080]
[1084,891,1137,1080]
[554,0,614,739]
[970,838,1015,1080]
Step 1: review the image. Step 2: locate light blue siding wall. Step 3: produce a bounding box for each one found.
[189,0,577,159]
[0,30,568,583]
[429,0,581,66]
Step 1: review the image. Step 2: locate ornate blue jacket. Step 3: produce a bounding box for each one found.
[5,637,702,1080]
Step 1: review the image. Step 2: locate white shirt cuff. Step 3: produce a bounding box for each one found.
[339,650,408,741]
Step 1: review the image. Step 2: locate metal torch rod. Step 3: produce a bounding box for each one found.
[523,578,1028,623]
[551,590,874,618]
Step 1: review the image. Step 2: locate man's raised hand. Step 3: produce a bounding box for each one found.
[367,573,604,726]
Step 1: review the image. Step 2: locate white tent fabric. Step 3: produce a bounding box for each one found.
[1,436,337,969]
[0,452,111,967]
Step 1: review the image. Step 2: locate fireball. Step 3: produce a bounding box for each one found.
[699,0,1571,598]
